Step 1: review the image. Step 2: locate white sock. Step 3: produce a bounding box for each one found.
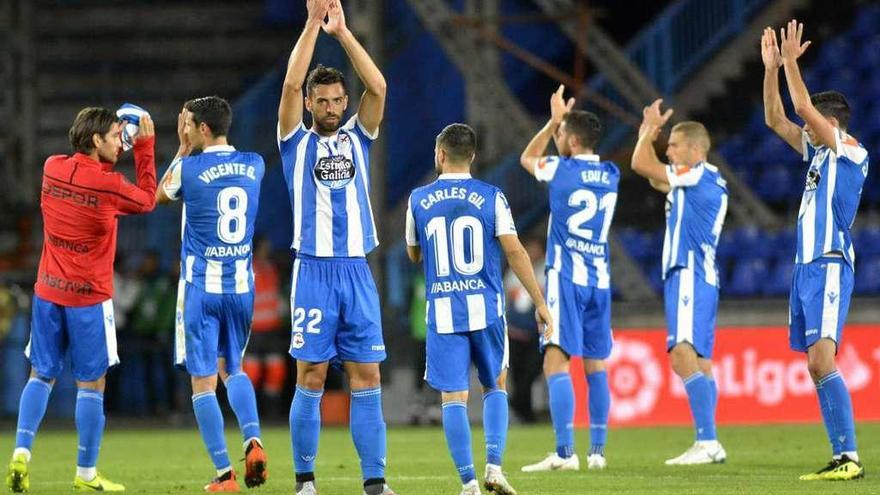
[12,448,31,462]
[842,451,859,463]
[463,479,479,488]
[243,437,262,450]
[485,463,502,473]
[216,466,232,477]
[76,466,96,481]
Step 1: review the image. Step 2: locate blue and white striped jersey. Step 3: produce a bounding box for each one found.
[278,115,378,257]
[797,129,869,267]
[534,154,619,289]
[406,174,517,334]
[162,145,265,294]
[662,162,728,286]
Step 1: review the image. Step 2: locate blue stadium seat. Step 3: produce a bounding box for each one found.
[756,165,793,202]
[851,5,880,40]
[854,226,880,256]
[823,68,859,98]
[725,257,768,297]
[763,257,794,296]
[854,255,880,295]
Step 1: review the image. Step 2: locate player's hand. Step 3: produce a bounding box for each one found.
[535,304,554,341]
[136,113,154,142]
[177,108,192,154]
[642,98,673,130]
[306,0,330,24]
[779,19,811,62]
[549,85,575,126]
[322,0,348,37]
[761,27,782,70]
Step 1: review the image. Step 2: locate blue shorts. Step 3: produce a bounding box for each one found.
[789,257,853,353]
[425,319,509,392]
[288,254,386,363]
[664,264,718,358]
[26,295,119,381]
[541,268,612,359]
[174,281,254,377]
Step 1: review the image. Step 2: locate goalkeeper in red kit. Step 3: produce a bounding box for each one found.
[5,107,157,493]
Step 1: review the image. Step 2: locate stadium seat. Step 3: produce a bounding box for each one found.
[725,257,768,297]
[763,257,794,296]
[854,226,880,256]
[854,255,880,295]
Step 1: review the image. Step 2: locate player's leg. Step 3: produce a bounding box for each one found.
[218,291,267,488]
[288,257,341,494]
[7,296,62,493]
[337,259,393,495]
[474,324,516,495]
[582,288,612,469]
[664,268,721,466]
[68,300,124,491]
[426,330,478,494]
[698,359,717,422]
[522,269,579,472]
[802,259,861,480]
[180,289,238,492]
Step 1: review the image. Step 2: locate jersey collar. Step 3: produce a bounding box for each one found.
[438,173,472,180]
[203,144,236,153]
[573,153,600,162]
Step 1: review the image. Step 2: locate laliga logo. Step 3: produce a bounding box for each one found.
[606,337,663,421]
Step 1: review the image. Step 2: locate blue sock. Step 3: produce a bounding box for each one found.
[350,387,387,480]
[192,391,230,470]
[816,382,840,457]
[482,389,508,466]
[291,386,323,474]
[442,401,476,484]
[15,378,52,451]
[547,372,575,458]
[683,372,716,441]
[707,377,718,416]
[819,371,857,454]
[75,389,105,468]
[587,371,610,456]
[225,372,261,442]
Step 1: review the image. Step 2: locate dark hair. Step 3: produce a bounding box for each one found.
[306,64,346,96]
[69,107,119,154]
[436,123,477,162]
[811,91,850,130]
[184,96,232,137]
[562,110,602,149]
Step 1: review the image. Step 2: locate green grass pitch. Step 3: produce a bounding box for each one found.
[2,423,878,494]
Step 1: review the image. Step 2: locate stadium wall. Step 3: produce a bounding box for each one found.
[571,325,880,427]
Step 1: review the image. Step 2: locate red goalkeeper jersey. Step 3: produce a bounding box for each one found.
[35,137,157,306]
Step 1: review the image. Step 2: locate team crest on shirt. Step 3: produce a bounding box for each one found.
[314,155,356,190]
[291,332,305,349]
[805,168,821,191]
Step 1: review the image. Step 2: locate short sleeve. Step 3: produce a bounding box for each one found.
[534,156,560,182]
[834,130,869,165]
[494,191,517,236]
[161,158,183,200]
[342,114,378,142]
[405,197,419,246]
[666,164,704,188]
[277,121,309,154]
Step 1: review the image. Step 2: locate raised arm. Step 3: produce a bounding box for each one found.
[762,26,803,153]
[631,99,672,187]
[780,20,836,149]
[115,115,157,214]
[279,0,329,138]
[323,0,386,136]
[499,235,553,340]
[520,85,574,176]
[157,109,192,204]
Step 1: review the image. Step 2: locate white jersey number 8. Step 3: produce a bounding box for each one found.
[217,186,248,244]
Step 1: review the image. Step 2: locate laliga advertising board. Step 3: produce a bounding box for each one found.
[570,325,880,426]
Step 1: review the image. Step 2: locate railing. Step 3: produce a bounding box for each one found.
[591,0,769,152]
